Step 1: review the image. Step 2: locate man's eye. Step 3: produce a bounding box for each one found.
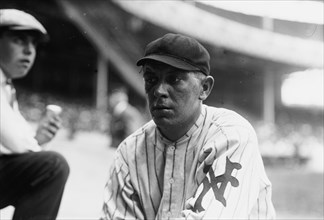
[31,39,38,47]
[143,75,158,92]
[167,75,181,84]
[144,74,158,84]
[12,37,24,45]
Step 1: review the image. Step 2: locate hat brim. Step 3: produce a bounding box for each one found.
[136,54,200,72]
[4,26,49,42]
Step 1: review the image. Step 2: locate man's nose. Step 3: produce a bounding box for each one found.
[153,82,168,98]
[23,41,36,55]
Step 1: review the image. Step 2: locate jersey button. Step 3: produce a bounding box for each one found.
[169,178,174,184]
[167,211,172,217]
[169,146,175,151]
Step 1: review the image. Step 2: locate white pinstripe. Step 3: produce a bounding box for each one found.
[101,105,275,219]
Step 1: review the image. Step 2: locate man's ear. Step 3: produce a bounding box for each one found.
[199,76,214,101]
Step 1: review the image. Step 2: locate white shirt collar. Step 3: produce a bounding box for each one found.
[0,68,9,85]
[0,68,11,85]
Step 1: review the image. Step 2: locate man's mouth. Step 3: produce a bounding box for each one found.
[152,105,170,111]
[19,59,31,67]
[151,105,173,118]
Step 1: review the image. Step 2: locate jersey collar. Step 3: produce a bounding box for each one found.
[0,68,8,85]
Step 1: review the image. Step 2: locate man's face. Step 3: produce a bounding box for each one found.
[143,61,203,133]
[0,30,37,79]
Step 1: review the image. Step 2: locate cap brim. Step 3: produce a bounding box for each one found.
[6,24,47,34]
[5,26,49,42]
[136,54,200,72]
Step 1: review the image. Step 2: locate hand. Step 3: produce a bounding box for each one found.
[35,115,62,146]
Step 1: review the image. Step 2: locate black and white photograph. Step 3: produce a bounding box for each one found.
[1,1,323,219]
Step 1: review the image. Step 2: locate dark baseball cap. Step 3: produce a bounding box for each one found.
[137,33,210,75]
[0,9,48,41]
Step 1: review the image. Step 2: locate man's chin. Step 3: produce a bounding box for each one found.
[12,71,29,79]
[152,116,172,127]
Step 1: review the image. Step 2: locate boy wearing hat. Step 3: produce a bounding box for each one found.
[101,33,275,219]
[0,9,69,220]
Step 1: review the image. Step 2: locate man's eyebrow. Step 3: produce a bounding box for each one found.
[168,69,187,75]
[143,69,154,76]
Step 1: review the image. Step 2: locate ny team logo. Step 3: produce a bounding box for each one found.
[193,157,242,211]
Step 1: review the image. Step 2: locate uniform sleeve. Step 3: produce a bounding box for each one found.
[101,147,145,220]
[180,123,275,219]
[0,86,41,153]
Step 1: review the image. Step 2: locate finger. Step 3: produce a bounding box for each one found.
[46,114,62,124]
[48,119,62,129]
[52,115,62,122]
[39,123,58,136]
[45,124,59,135]
[40,129,55,139]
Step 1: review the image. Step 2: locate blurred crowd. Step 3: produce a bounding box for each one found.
[16,87,323,170]
[256,121,323,167]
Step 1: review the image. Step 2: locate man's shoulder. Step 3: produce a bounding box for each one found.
[119,120,156,147]
[116,120,156,162]
[204,105,254,131]
[205,105,246,121]
[202,105,259,154]
[133,119,156,136]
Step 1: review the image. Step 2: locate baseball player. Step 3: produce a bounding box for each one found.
[101,33,275,219]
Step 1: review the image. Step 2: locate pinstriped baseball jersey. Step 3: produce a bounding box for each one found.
[101,104,275,219]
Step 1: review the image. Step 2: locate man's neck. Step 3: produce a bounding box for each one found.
[158,105,202,142]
